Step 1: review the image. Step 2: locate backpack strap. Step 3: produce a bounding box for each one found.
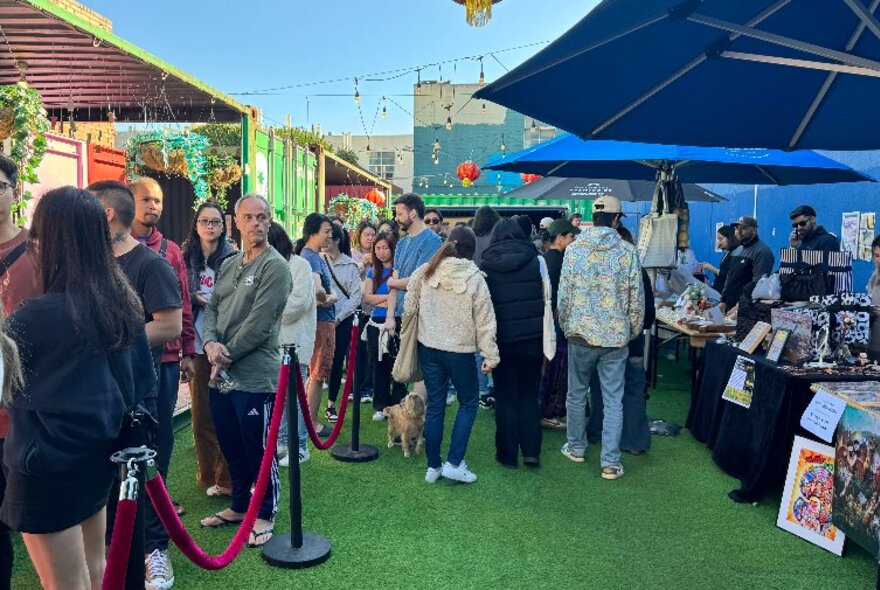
[158,238,168,258]
[0,241,27,279]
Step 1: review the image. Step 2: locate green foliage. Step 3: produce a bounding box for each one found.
[270,126,334,152]
[335,147,360,166]
[125,129,214,206]
[189,123,241,147]
[0,83,50,221]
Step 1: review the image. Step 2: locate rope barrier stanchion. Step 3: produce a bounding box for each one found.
[102,459,143,590]
[144,360,289,569]
[332,313,379,463]
[108,446,156,590]
[262,345,331,569]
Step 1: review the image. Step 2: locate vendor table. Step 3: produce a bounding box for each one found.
[686,340,878,503]
[650,315,735,394]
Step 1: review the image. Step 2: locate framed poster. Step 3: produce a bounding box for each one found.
[858,212,876,261]
[841,211,860,254]
[739,321,772,354]
[722,355,756,409]
[714,221,724,253]
[833,405,880,560]
[777,436,844,555]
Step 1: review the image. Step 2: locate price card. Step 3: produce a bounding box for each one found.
[799,389,847,443]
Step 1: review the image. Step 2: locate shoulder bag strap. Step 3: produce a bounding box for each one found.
[322,254,350,299]
[0,241,27,279]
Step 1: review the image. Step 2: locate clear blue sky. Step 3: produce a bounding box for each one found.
[81,0,599,134]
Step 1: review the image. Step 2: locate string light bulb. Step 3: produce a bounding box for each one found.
[382,105,387,118]
[482,102,487,114]
[479,57,485,85]
[433,138,441,152]
[354,78,360,104]
[446,116,453,130]
[416,69,422,95]
[531,119,537,134]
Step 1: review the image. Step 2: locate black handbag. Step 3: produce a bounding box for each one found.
[107,354,159,451]
[779,264,833,302]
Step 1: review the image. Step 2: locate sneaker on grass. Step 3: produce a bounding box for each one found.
[540,417,566,430]
[361,394,373,403]
[279,449,309,467]
[560,443,585,463]
[372,410,385,422]
[425,466,442,483]
[325,405,338,423]
[478,394,494,410]
[601,464,624,480]
[446,393,456,406]
[145,549,174,590]
[441,461,477,483]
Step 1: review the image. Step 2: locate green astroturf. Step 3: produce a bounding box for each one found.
[12,357,879,589]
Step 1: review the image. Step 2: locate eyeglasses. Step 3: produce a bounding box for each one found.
[0,181,13,193]
[198,219,223,227]
[791,219,810,228]
[425,218,441,225]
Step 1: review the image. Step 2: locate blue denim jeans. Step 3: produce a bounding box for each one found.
[447,353,491,395]
[278,363,308,452]
[586,355,651,452]
[566,342,628,467]
[419,344,480,469]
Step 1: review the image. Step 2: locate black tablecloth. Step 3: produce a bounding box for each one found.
[686,341,875,503]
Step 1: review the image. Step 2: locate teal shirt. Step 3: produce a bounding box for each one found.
[203,247,293,394]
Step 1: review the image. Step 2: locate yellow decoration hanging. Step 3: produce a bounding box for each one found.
[461,0,496,27]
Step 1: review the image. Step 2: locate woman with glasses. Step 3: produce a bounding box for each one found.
[351,221,376,404]
[3,186,154,590]
[182,203,237,497]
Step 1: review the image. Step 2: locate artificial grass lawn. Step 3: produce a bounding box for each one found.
[13,357,879,589]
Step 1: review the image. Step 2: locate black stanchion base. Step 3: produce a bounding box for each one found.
[261,532,331,569]
[330,443,379,463]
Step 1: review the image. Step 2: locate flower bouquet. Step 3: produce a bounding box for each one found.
[675,283,713,319]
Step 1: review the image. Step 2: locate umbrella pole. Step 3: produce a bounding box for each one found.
[752,185,758,219]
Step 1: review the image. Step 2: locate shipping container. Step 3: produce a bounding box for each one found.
[86,143,126,185]
[254,129,318,238]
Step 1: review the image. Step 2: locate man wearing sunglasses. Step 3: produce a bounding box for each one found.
[424,208,444,236]
[789,205,840,253]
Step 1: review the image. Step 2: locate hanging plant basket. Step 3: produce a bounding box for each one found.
[0,82,50,222]
[329,194,381,227]
[126,129,211,206]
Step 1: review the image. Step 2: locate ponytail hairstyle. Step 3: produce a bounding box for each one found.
[371,231,397,290]
[423,226,476,280]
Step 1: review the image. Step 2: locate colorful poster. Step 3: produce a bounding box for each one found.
[841,211,860,255]
[722,355,755,409]
[714,221,724,253]
[833,405,880,560]
[777,436,844,555]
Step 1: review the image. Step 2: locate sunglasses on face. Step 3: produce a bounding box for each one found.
[425,218,441,225]
[791,219,810,228]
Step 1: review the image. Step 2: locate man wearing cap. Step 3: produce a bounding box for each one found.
[789,205,840,252]
[558,195,644,480]
[720,216,775,313]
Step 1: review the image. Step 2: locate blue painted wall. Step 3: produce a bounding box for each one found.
[621,150,880,290]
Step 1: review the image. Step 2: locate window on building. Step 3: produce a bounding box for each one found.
[369,151,396,180]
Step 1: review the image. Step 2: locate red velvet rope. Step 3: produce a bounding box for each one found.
[101,498,137,590]
[296,319,358,450]
[144,361,288,570]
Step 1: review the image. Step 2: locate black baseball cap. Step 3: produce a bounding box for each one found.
[732,216,758,228]
[789,205,816,219]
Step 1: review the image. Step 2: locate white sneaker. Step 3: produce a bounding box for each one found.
[361,394,373,403]
[299,447,310,464]
[276,444,288,459]
[446,393,455,406]
[425,466,442,483]
[145,549,174,590]
[279,454,289,467]
[441,461,477,483]
[372,411,385,422]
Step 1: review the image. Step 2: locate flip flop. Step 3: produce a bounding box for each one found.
[247,527,274,548]
[200,512,244,529]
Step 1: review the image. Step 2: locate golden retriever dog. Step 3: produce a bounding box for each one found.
[383,393,426,458]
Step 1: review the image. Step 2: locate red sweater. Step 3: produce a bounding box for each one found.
[134,227,196,362]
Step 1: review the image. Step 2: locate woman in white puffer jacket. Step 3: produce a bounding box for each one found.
[403,226,499,485]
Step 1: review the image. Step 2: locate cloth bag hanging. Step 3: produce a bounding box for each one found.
[392,274,424,384]
[637,176,680,269]
[538,257,556,361]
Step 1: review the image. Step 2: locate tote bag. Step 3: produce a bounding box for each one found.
[538,256,556,361]
[392,275,423,384]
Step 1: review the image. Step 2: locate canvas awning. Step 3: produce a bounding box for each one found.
[0,0,249,122]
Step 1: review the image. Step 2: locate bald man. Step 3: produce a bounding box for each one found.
[129,177,196,589]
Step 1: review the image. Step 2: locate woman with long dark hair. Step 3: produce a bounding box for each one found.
[363,231,407,420]
[3,186,154,590]
[404,226,499,484]
[701,225,738,293]
[351,221,377,403]
[480,218,546,468]
[182,202,236,497]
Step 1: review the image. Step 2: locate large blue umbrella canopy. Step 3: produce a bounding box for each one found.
[484,134,874,185]
[500,175,726,202]
[475,0,880,150]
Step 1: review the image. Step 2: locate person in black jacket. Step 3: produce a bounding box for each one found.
[586,227,654,453]
[700,225,738,294]
[3,187,155,590]
[480,218,545,468]
[789,205,841,253]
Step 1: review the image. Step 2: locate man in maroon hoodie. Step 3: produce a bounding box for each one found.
[130,177,195,590]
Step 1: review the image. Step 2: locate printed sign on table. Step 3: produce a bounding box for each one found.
[800,389,847,443]
[722,355,755,409]
[777,436,844,555]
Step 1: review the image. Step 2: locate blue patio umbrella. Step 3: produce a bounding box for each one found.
[475,0,880,150]
[499,175,727,202]
[484,134,874,186]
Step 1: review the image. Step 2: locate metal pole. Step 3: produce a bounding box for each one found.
[262,348,330,568]
[753,184,758,219]
[110,447,156,590]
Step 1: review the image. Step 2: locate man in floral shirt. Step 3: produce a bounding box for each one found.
[558,196,643,480]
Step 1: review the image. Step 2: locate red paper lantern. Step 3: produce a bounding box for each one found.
[365,188,385,206]
[456,161,481,187]
[520,173,541,184]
